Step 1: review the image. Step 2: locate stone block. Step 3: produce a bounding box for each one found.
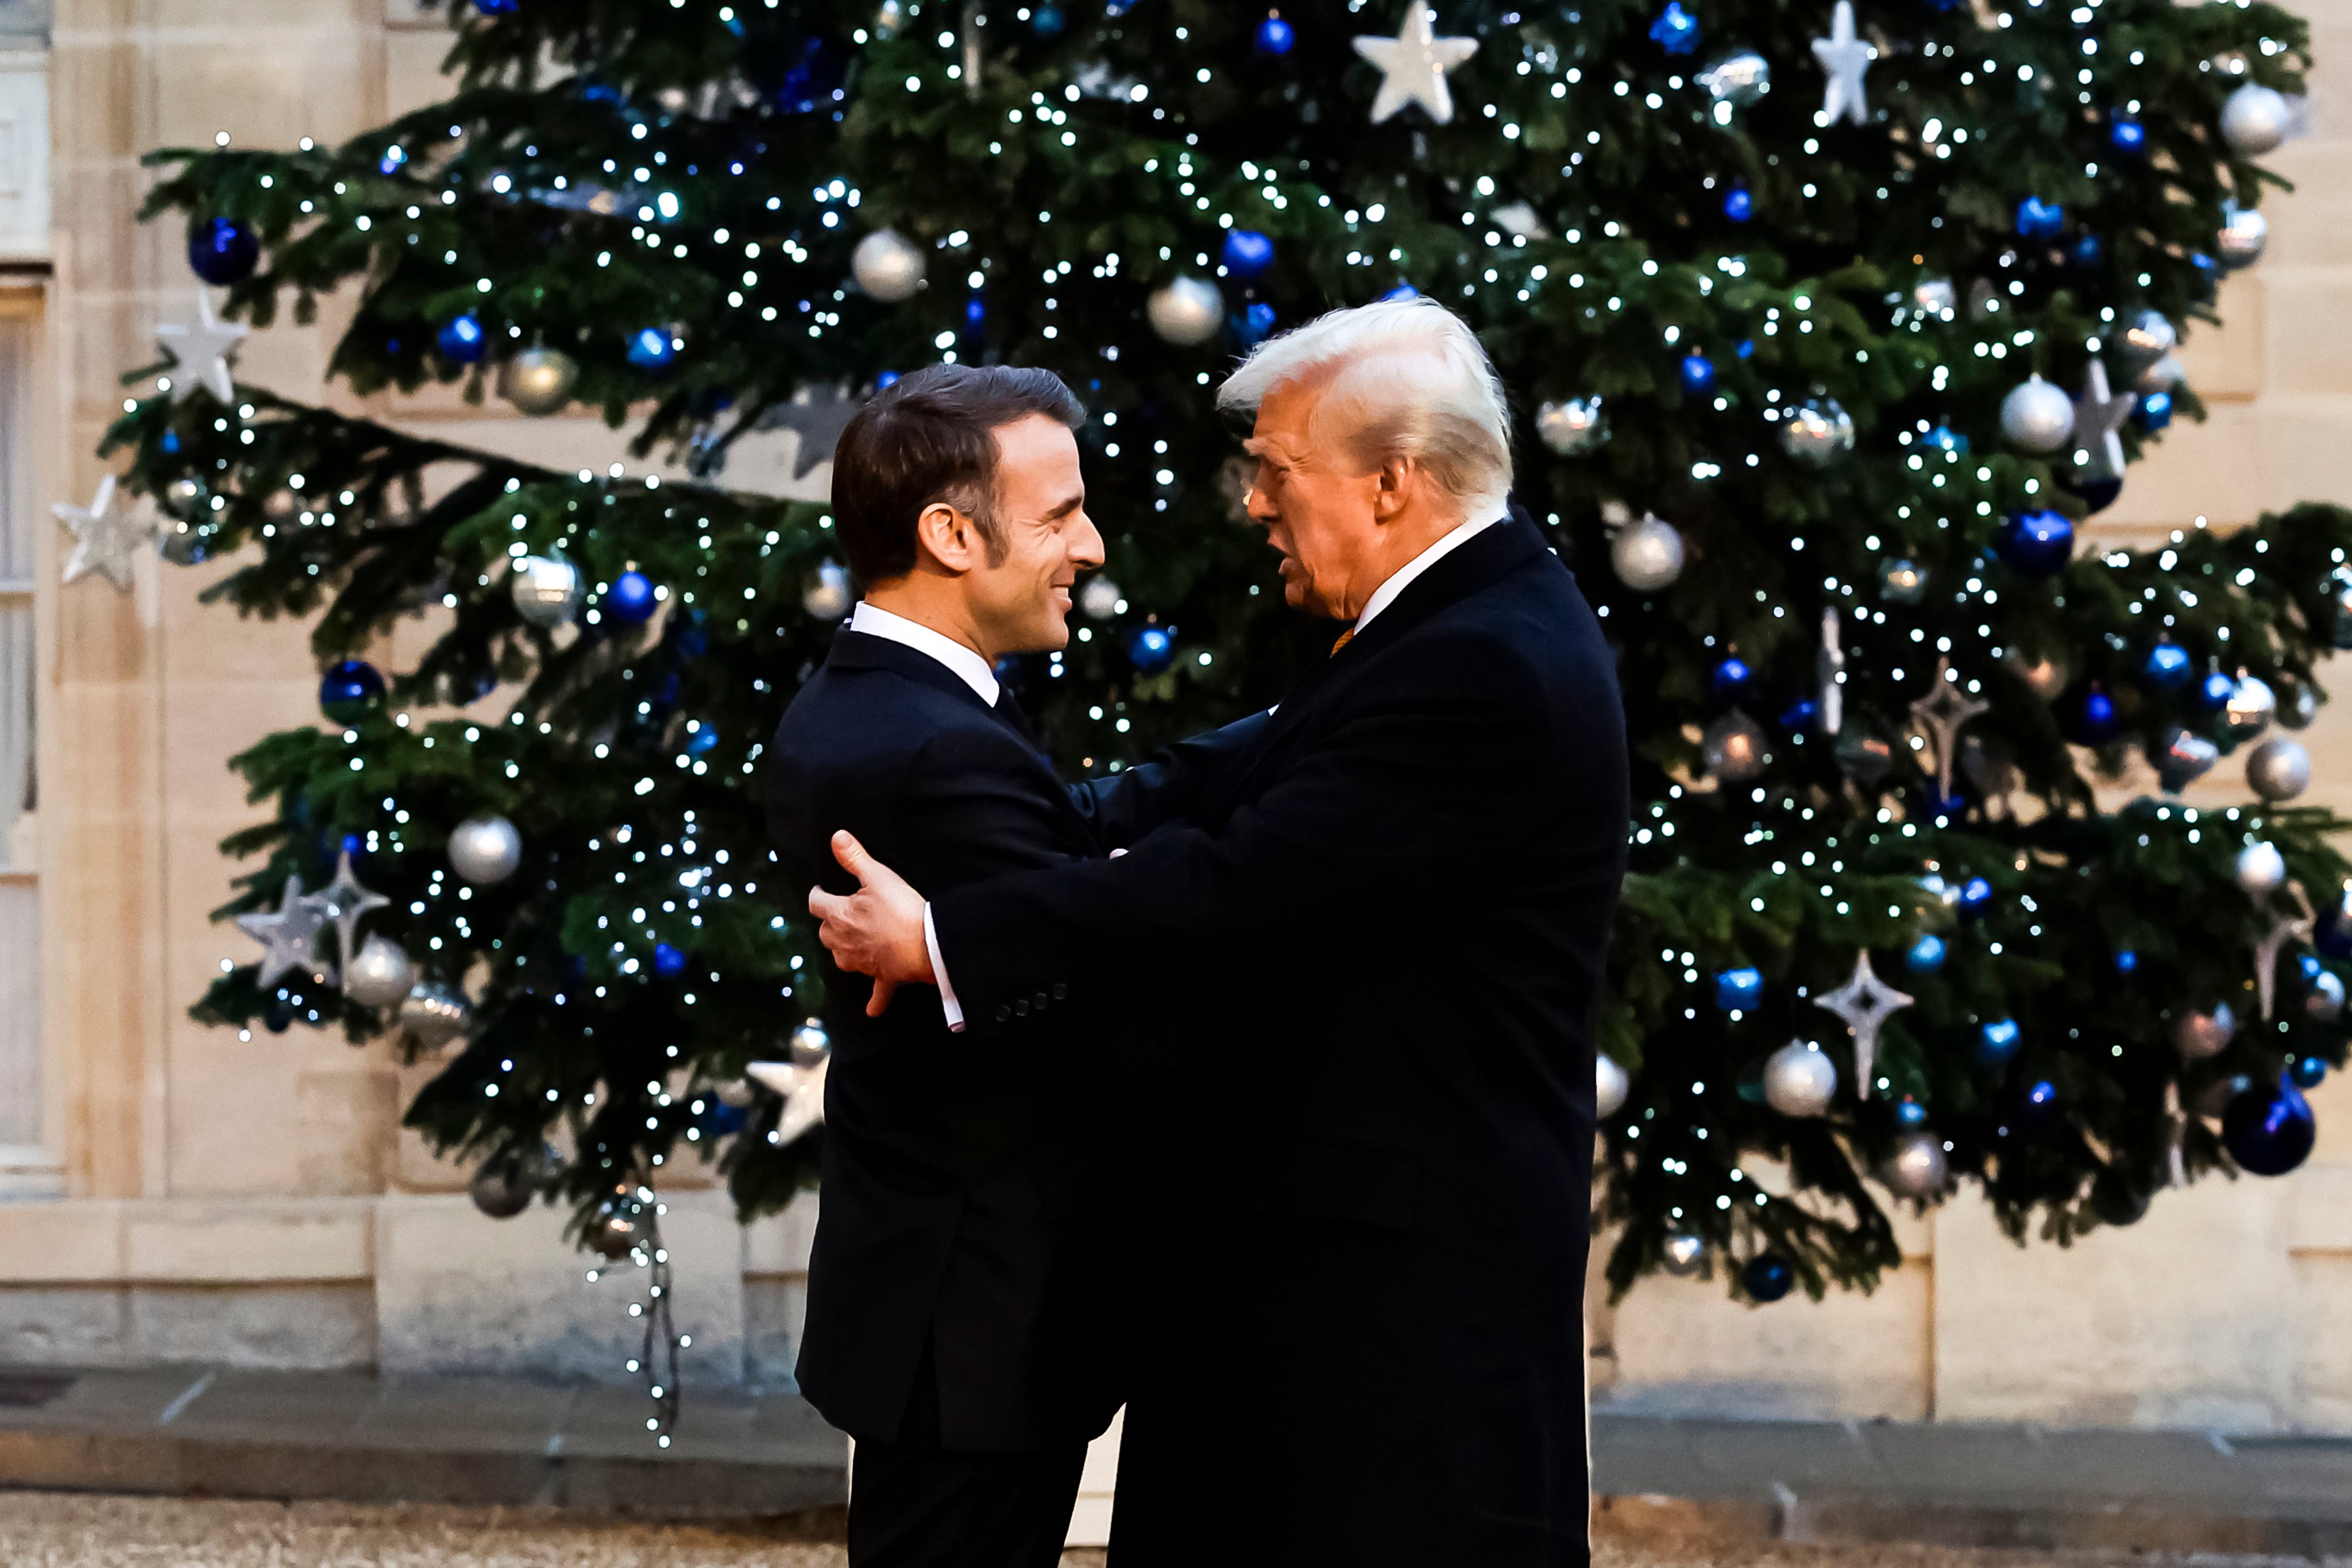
[374,1190,746,1386]
[1934,1184,2299,1430]
[125,1281,374,1369]
[2178,273,2265,403]
[744,1191,818,1276]
[0,1198,123,1281]
[743,1275,806,1389]
[2099,400,2267,531]
[0,1284,132,1364]
[122,1199,372,1283]
[1595,1257,1932,1422]
[2264,271,2352,397]
[292,1067,398,1196]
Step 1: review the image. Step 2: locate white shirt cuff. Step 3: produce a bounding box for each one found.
[923,902,964,1032]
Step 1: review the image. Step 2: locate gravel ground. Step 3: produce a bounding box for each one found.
[0,1492,2341,1568]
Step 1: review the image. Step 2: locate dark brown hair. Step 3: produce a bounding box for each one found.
[829,364,1086,585]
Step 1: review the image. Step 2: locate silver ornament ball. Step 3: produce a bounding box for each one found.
[2154,726,2219,793]
[448,814,523,885]
[164,477,207,519]
[1079,576,1125,620]
[1883,1130,1949,1199]
[1611,513,1686,593]
[2007,647,2071,701]
[2000,375,2076,453]
[1763,1040,1838,1118]
[510,554,582,628]
[1535,398,1606,457]
[2221,83,2293,157]
[852,228,927,302]
[790,1018,834,1067]
[341,934,416,1009]
[500,347,580,416]
[1698,51,1771,104]
[2307,969,2347,1024]
[400,983,473,1052]
[2120,310,2179,369]
[1702,710,1772,783]
[1660,1231,1708,1276]
[2224,674,2277,739]
[469,1143,554,1220]
[2246,735,2311,802]
[2217,204,2269,271]
[1146,275,1225,346]
[803,559,853,621]
[2176,1002,2237,1060]
[2235,840,2287,896]
[1779,400,1855,466]
[590,1189,650,1260]
[1596,1053,1629,1119]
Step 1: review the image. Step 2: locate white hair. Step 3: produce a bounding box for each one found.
[1217,297,1512,523]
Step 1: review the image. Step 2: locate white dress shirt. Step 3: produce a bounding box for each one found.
[846,600,994,1029]
[917,514,1502,1032]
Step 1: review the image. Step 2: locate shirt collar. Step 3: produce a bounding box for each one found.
[1352,515,1501,635]
[848,601,1001,706]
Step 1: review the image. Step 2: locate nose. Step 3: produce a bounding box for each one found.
[1069,512,1107,570]
[1245,485,1277,528]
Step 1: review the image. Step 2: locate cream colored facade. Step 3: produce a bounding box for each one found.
[5,6,2352,1531]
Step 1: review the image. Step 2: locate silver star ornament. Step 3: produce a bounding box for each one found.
[1353,1,1480,126]
[236,874,338,988]
[1908,658,1991,803]
[316,849,391,969]
[2071,360,2136,479]
[1810,0,1877,127]
[2253,882,2316,1022]
[155,289,249,404]
[757,383,868,479]
[1814,950,1914,1100]
[53,476,157,591]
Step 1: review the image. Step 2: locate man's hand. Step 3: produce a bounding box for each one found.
[807,831,935,1016]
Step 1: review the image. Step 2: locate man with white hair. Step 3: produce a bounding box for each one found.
[810,298,1631,1565]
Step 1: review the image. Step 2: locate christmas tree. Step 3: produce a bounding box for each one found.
[87,0,2347,1340]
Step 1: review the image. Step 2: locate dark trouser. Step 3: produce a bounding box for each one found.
[848,1347,1088,1568]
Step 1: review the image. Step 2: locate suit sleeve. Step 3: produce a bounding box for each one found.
[931,635,1551,1035]
[1062,709,1274,849]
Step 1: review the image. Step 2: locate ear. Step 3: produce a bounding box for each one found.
[911,501,980,576]
[1370,454,1418,524]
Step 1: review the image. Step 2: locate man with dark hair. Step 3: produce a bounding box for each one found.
[768,363,1255,1567]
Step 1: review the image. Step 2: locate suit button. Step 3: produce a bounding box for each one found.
[1052,983,1068,1001]
[994,1005,1011,1024]
[1034,991,1049,1010]
[1014,999,1030,1017]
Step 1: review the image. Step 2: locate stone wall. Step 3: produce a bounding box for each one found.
[13,0,2352,1506]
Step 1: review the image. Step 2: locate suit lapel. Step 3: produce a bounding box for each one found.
[1192,516,1555,823]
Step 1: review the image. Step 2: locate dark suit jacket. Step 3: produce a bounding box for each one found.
[764,628,1137,1453]
[928,516,1631,1564]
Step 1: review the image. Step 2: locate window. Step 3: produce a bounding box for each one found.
[0,306,44,1189]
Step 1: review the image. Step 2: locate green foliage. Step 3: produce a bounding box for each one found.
[109,0,2349,1289]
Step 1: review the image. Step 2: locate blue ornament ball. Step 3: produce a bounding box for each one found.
[2144,642,2194,691]
[607,570,659,625]
[685,725,721,756]
[2110,117,2146,154]
[2318,901,2352,959]
[2291,1056,2329,1090]
[1255,12,1294,53]
[1380,283,1420,302]
[1650,1,1700,54]
[1710,656,1754,703]
[1979,1017,2022,1065]
[1222,229,1276,279]
[1129,625,1175,674]
[2065,685,2121,745]
[2137,391,2173,431]
[653,942,688,978]
[188,217,260,285]
[437,313,488,364]
[474,0,519,13]
[1957,876,1994,921]
[1775,698,1819,734]
[2069,234,2103,269]
[1678,352,1716,395]
[627,327,678,370]
[1722,186,1754,223]
[1895,1097,1930,1127]
[1239,300,1279,349]
[2191,669,2235,713]
[1994,509,2075,576]
[874,369,901,389]
[1906,934,1948,975]
[1742,1252,1794,1302]
[2060,470,2123,515]
[702,1099,750,1135]
[2016,196,2065,238]
[2224,1074,2316,1177]
[1714,967,1763,1011]
[318,659,387,721]
[1031,3,1065,34]
[2115,948,2139,975]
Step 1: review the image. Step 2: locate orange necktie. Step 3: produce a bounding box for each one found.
[1331,628,1355,656]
